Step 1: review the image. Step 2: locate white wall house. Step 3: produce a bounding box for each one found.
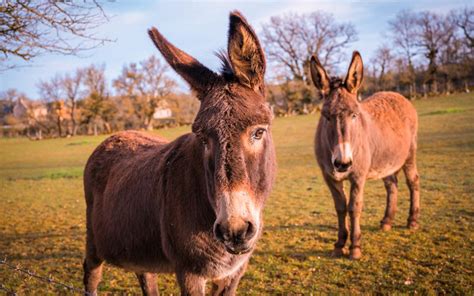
[153,108,172,119]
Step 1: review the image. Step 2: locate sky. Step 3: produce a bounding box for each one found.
[1,0,471,100]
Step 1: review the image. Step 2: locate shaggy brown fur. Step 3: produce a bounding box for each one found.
[83,11,276,295]
[310,52,420,260]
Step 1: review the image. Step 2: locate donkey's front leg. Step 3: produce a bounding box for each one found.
[349,177,366,260]
[176,270,206,296]
[211,260,248,296]
[136,272,158,296]
[323,174,348,257]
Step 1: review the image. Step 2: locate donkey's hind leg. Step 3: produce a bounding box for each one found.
[403,149,420,229]
[380,173,399,231]
[83,242,103,296]
[136,273,158,296]
[83,205,104,295]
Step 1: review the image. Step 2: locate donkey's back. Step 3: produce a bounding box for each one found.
[361,91,418,180]
[84,131,168,202]
[363,91,418,136]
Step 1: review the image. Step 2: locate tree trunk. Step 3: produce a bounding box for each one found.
[146,117,154,131]
[104,122,112,134]
[93,122,98,136]
[57,116,62,137]
[432,79,438,94]
[445,79,451,95]
[71,102,77,136]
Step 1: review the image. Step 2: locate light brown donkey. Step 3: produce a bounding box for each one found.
[310,51,420,260]
[83,11,276,295]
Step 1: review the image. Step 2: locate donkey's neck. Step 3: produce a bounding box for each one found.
[159,133,216,225]
[359,107,390,159]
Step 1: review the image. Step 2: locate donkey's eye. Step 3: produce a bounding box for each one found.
[252,128,266,140]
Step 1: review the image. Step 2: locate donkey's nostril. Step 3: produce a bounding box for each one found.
[244,221,256,240]
[334,159,352,172]
[214,221,257,245]
[214,223,225,242]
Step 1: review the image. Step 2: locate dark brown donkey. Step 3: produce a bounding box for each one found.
[83,11,275,295]
[310,51,420,260]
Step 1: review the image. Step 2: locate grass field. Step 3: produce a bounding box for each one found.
[1,93,473,294]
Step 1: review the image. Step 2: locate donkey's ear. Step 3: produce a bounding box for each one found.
[310,55,330,96]
[227,11,266,94]
[344,51,364,94]
[148,27,217,95]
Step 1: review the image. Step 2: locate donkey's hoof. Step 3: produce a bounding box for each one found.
[407,221,419,230]
[349,248,362,260]
[381,223,392,231]
[331,248,347,258]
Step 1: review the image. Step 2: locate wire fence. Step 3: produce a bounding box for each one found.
[0,257,91,295]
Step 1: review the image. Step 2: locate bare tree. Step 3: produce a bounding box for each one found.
[452,7,474,49]
[38,75,65,137]
[0,0,110,70]
[113,55,176,130]
[442,7,474,93]
[388,10,419,97]
[416,11,456,94]
[261,11,357,82]
[82,64,114,135]
[61,69,84,136]
[370,45,394,91]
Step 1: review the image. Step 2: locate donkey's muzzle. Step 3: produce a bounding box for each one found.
[214,221,256,255]
[334,159,352,172]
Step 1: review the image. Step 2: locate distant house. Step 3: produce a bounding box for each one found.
[13,98,28,118]
[13,98,48,121]
[153,107,172,119]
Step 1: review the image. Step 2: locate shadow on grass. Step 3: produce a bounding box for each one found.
[0,230,84,242]
[255,247,334,260]
[7,172,81,181]
[455,209,474,218]
[265,223,337,232]
[6,251,83,261]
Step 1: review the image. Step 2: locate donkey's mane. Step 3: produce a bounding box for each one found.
[216,50,235,81]
[329,77,344,89]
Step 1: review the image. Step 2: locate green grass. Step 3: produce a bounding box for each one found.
[1,93,473,294]
[420,107,467,116]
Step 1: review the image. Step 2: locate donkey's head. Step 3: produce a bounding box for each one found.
[148,11,275,255]
[310,51,364,173]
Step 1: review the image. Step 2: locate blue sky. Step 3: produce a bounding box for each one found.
[1,0,471,100]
